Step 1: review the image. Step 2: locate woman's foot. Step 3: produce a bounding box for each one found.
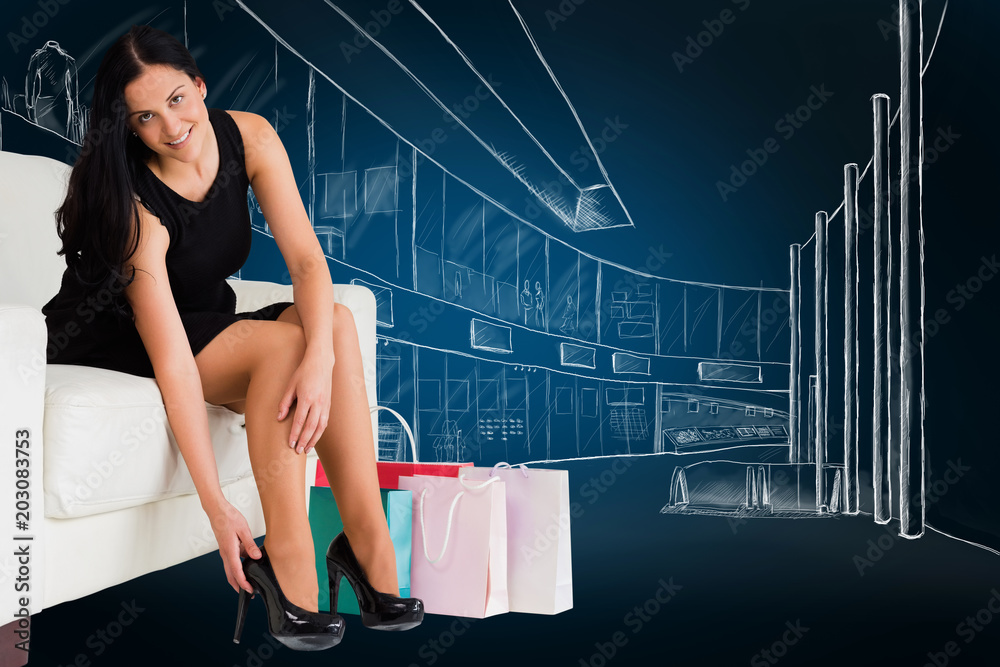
[327,532,424,631]
[236,545,344,650]
[262,536,319,612]
[343,529,399,595]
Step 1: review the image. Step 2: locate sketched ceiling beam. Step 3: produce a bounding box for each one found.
[412,0,634,232]
[238,0,632,234]
[506,0,634,232]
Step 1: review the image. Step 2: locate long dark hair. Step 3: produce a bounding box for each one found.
[55,24,205,313]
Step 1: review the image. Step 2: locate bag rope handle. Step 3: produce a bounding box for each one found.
[419,476,500,563]
[370,405,418,462]
[488,461,530,478]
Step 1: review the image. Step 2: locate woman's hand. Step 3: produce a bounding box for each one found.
[277,348,334,454]
[206,499,261,595]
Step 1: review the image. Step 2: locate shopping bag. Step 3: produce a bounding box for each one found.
[398,474,508,618]
[307,486,412,614]
[314,406,471,488]
[459,463,573,615]
[377,461,473,490]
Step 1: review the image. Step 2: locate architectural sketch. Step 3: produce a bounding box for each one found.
[0,0,975,560]
[660,0,945,536]
[9,2,1000,665]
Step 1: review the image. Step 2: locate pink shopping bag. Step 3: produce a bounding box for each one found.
[397,474,508,618]
[459,463,573,615]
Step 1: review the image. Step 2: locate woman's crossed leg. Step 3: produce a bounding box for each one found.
[194,303,396,613]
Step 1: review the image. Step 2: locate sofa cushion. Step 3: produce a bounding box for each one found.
[0,150,70,310]
[43,364,254,519]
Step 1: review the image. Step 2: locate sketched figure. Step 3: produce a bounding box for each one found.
[455,270,463,300]
[520,279,534,325]
[560,295,577,335]
[25,40,81,142]
[459,437,473,463]
[444,419,462,461]
[443,420,458,462]
[534,281,545,328]
[432,420,459,462]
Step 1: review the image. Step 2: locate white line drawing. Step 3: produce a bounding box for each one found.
[612,352,650,375]
[6,2,971,559]
[365,165,398,214]
[417,378,441,411]
[505,0,633,231]
[2,40,87,145]
[605,387,645,405]
[320,0,631,234]
[319,170,357,218]
[560,342,596,369]
[376,353,401,404]
[697,361,763,384]
[26,40,83,143]
[470,318,513,354]
[662,1,941,539]
[350,278,394,328]
[555,386,574,414]
[664,461,834,517]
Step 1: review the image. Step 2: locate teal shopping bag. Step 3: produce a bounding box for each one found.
[308,487,412,614]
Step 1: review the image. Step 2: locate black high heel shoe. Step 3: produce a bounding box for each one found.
[326,532,424,631]
[234,545,346,650]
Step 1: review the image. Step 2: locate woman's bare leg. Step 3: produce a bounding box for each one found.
[195,319,319,611]
[277,303,399,595]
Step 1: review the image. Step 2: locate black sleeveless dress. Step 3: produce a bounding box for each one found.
[41,107,292,378]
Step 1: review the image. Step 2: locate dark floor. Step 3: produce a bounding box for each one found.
[26,454,1000,666]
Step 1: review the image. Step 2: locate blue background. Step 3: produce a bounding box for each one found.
[3,1,999,665]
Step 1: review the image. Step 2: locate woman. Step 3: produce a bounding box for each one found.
[41,24,422,650]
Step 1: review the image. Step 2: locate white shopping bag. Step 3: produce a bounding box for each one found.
[460,463,573,614]
[398,474,509,618]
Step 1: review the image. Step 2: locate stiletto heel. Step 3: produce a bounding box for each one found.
[233,586,251,644]
[328,568,344,610]
[237,545,346,650]
[326,532,424,631]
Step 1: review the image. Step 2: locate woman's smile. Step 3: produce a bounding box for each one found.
[165,126,193,149]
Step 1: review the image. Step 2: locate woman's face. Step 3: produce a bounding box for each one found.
[124,64,208,162]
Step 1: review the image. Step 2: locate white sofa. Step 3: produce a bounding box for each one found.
[0,150,377,654]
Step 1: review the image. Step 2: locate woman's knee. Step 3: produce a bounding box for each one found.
[252,321,307,374]
[332,302,355,329]
[332,303,358,343]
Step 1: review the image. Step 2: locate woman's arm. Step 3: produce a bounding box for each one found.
[124,204,259,593]
[238,110,333,360]
[235,111,336,452]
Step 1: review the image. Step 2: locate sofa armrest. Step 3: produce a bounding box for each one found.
[0,305,47,623]
[226,280,379,455]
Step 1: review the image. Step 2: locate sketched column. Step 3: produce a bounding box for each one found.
[789,244,801,463]
[898,0,925,538]
[814,211,828,511]
[872,93,892,524]
[827,204,846,490]
[843,164,860,515]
